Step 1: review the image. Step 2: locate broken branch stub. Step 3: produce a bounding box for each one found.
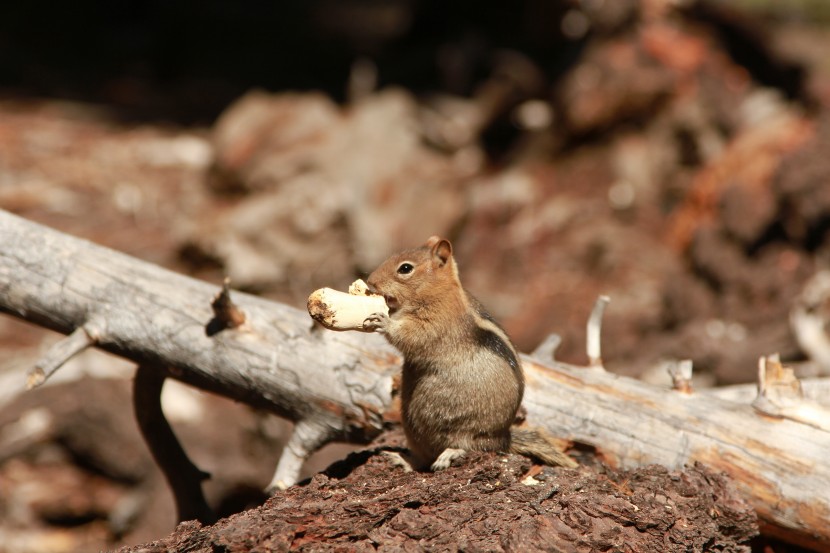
[754,354,830,432]
[27,318,103,389]
[586,295,610,368]
[668,359,694,394]
[207,277,247,336]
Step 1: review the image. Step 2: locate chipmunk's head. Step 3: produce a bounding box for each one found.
[366,236,460,315]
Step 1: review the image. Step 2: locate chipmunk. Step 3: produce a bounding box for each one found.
[364,236,576,471]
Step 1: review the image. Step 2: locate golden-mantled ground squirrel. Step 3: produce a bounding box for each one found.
[365,236,576,471]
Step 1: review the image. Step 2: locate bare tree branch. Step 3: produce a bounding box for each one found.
[27,319,102,389]
[133,364,213,523]
[586,295,610,368]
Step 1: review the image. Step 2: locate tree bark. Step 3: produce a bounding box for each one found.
[0,209,397,484]
[124,450,759,553]
[1,209,828,550]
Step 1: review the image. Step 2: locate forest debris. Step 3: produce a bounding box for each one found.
[26,320,102,390]
[586,295,610,368]
[3,188,830,547]
[206,278,247,336]
[753,354,830,431]
[211,91,341,190]
[790,270,830,374]
[668,359,694,394]
[133,364,214,524]
[529,334,562,363]
[557,37,675,136]
[705,375,830,405]
[191,89,468,293]
[266,418,335,492]
[666,93,812,252]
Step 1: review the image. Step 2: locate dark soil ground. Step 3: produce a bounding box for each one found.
[125,433,758,553]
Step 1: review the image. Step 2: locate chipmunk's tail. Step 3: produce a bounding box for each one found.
[509,428,578,468]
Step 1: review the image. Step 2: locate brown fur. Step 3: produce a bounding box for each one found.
[366,236,575,469]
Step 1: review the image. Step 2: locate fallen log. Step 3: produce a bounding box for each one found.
[0,208,399,518]
[0,209,828,550]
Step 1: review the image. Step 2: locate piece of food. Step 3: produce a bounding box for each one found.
[307,279,388,332]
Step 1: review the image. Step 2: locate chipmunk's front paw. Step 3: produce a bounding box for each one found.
[431,448,466,471]
[362,312,390,333]
[381,451,415,472]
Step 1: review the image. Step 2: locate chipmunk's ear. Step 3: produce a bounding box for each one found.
[427,236,453,267]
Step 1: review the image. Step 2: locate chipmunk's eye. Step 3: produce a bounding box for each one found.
[397,262,414,275]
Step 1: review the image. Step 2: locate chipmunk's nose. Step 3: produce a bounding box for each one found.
[366,279,398,310]
[384,295,400,311]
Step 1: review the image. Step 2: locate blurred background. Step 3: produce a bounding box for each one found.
[1,0,829,550]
